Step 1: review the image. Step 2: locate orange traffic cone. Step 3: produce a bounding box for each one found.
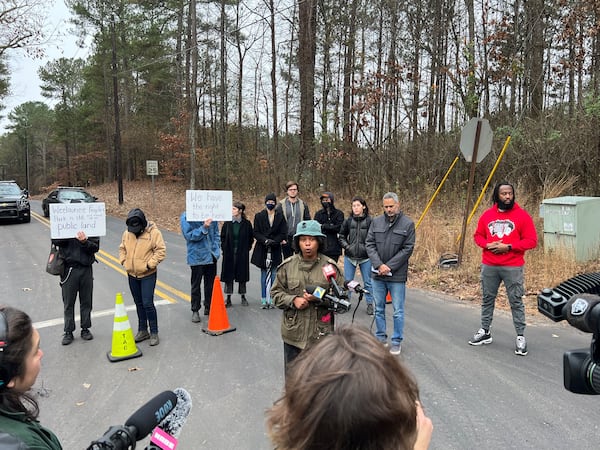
[107,292,143,362]
[202,276,236,336]
[386,291,392,304]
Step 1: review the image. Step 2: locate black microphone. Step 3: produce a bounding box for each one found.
[564,294,600,334]
[88,391,177,450]
[344,280,370,295]
[147,388,193,449]
[125,390,178,440]
[305,285,351,312]
[322,264,345,298]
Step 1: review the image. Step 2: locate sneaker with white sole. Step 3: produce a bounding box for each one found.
[390,344,402,355]
[515,335,528,356]
[469,328,492,346]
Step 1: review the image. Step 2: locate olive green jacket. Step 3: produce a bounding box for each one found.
[271,253,342,349]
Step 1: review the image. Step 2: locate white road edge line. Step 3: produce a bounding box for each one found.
[33,299,172,329]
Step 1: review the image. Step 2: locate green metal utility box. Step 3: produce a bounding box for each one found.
[540,196,600,262]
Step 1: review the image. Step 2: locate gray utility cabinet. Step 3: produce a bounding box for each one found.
[540,196,600,262]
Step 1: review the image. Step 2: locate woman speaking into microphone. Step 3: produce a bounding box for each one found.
[271,220,343,372]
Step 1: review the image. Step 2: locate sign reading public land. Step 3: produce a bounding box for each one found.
[186,190,232,222]
[49,203,107,239]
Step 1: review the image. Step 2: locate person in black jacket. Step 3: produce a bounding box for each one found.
[220,201,254,307]
[338,196,374,315]
[313,192,344,262]
[251,193,287,308]
[366,192,415,356]
[52,231,99,345]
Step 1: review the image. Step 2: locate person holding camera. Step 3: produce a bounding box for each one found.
[0,306,63,449]
[271,220,343,369]
[266,325,433,450]
[251,193,287,309]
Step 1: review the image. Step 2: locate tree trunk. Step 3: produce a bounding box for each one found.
[298,0,317,169]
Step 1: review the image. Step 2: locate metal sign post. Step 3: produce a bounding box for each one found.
[146,160,158,211]
[457,119,493,264]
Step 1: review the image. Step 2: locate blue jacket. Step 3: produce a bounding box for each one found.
[180,212,221,266]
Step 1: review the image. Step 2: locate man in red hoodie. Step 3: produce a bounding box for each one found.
[469,181,538,355]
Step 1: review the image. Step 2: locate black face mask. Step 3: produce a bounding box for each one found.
[321,201,330,209]
[266,203,276,210]
[127,218,143,235]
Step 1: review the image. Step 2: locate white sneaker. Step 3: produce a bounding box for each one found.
[390,344,402,355]
[515,335,528,356]
[469,328,492,346]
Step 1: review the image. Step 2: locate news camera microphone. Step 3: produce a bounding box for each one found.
[88,390,177,450]
[322,264,345,298]
[305,285,351,312]
[344,280,370,295]
[147,388,193,450]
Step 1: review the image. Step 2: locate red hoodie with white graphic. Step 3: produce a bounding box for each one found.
[474,202,538,266]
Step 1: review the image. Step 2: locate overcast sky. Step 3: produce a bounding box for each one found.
[1,1,85,134]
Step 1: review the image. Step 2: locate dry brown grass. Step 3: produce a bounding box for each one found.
[71,180,600,317]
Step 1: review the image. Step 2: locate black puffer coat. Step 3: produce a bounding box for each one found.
[338,214,372,259]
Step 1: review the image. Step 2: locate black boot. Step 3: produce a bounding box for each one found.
[225,295,232,308]
[241,295,248,306]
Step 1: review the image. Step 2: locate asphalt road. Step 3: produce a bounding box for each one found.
[1,201,598,449]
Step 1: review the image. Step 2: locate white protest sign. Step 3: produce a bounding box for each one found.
[49,202,107,239]
[186,190,232,222]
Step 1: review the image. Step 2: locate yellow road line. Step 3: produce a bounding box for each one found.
[33,210,189,304]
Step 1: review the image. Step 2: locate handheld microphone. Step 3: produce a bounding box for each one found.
[344,280,370,295]
[322,264,345,298]
[88,390,177,450]
[147,388,193,450]
[305,285,351,312]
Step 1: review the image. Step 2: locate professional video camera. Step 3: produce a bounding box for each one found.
[537,272,600,395]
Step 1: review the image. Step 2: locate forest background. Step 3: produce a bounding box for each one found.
[1,0,600,313]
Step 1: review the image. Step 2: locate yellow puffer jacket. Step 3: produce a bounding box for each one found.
[119,222,166,278]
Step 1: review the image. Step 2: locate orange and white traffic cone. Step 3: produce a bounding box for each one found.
[202,276,236,336]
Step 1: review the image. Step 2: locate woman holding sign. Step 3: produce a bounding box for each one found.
[52,230,100,346]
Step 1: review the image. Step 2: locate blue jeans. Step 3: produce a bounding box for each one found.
[128,272,158,334]
[372,278,406,345]
[344,257,374,304]
[260,268,276,300]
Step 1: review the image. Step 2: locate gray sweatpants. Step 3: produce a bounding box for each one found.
[480,264,526,335]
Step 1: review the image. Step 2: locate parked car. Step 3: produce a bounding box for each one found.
[0,180,30,223]
[42,187,98,218]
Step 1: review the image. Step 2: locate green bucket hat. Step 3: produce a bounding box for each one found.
[294,220,325,238]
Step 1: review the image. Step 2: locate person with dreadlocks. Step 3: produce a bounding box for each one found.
[469,181,538,356]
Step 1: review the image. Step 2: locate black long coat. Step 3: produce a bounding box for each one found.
[220,218,254,283]
[251,209,287,270]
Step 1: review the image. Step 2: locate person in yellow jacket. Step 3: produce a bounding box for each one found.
[119,208,166,346]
